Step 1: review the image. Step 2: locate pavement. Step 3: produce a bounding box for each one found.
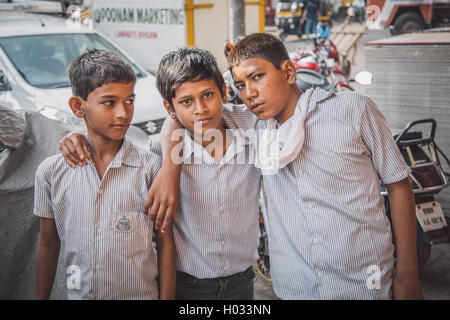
[252,24,450,300]
[253,242,450,300]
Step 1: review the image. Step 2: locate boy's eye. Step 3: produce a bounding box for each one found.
[254,73,264,80]
[203,91,213,98]
[102,100,114,106]
[126,99,135,105]
[180,98,192,105]
[235,83,245,91]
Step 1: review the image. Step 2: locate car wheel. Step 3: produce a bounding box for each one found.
[393,12,425,35]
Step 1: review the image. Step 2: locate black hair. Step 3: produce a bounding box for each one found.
[227,33,290,70]
[67,49,136,100]
[156,47,225,105]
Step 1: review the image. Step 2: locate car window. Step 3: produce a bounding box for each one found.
[0,33,145,89]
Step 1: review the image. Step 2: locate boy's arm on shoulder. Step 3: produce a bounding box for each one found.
[155,223,176,300]
[58,131,91,168]
[222,103,260,131]
[143,118,183,232]
[359,96,411,184]
[35,217,60,300]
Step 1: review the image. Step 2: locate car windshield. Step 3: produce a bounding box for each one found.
[0,33,145,89]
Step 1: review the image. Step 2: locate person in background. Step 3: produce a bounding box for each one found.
[301,0,320,39]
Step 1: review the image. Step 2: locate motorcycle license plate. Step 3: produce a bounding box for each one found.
[326,58,335,67]
[415,201,448,232]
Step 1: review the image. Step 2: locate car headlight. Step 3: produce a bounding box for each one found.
[288,18,293,23]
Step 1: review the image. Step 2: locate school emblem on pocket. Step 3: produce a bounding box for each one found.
[116,215,131,232]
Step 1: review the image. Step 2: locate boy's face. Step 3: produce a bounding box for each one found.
[164,78,226,136]
[232,57,296,121]
[71,82,135,141]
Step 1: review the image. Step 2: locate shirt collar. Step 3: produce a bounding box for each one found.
[182,121,248,165]
[108,137,142,168]
[305,87,335,115]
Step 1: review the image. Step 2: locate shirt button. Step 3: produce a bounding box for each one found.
[219,206,224,212]
[306,202,313,208]
[220,240,225,245]
[98,189,104,195]
[297,169,303,175]
[96,227,101,234]
[224,266,228,271]
[317,271,324,278]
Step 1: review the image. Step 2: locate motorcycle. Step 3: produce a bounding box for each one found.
[254,118,450,283]
[383,119,450,269]
[291,35,357,92]
[296,69,373,92]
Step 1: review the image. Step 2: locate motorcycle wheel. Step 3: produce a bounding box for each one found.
[253,255,272,285]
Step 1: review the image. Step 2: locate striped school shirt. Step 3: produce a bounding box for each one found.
[150,125,261,279]
[33,137,162,300]
[222,88,411,300]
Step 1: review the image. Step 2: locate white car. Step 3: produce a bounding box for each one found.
[0,10,166,135]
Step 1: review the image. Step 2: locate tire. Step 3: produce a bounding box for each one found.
[253,255,272,285]
[392,12,425,35]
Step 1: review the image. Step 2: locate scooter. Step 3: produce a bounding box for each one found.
[383,119,450,270]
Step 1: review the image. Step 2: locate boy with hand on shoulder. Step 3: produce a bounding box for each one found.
[34,49,176,300]
[58,47,261,300]
[223,33,423,300]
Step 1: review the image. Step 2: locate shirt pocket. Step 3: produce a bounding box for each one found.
[110,211,153,258]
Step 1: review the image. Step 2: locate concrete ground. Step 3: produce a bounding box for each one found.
[253,24,450,300]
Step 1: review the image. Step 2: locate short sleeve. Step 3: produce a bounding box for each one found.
[33,157,55,219]
[360,97,411,185]
[222,103,260,131]
[148,138,163,157]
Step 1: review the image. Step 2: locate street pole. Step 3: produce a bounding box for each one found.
[229,0,245,43]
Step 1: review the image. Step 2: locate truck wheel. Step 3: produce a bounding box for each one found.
[393,12,425,35]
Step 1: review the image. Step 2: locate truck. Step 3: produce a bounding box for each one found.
[367,0,450,35]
